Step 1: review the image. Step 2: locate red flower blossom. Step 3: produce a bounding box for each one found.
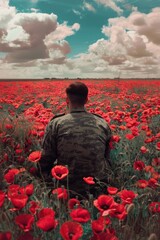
[133,160,145,171]
[38,208,55,219]
[0,190,5,207]
[156,142,160,150]
[28,151,41,162]
[36,216,58,232]
[144,165,155,173]
[19,184,34,196]
[7,184,20,199]
[136,180,148,188]
[70,208,91,223]
[36,208,57,231]
[29,201,41,215]
[52,187,68,200]
[111,135,121,143]
[148,178,158,188]
[60,221,83,240]
[83,177,95,185]
[151,158,160,167]
[125,134,135,140]
[0,232,12,240]
[103,203,127,220]
[149,202,160,213]
[140,146,148,153]
[10,193,28,210]
[15,214,34,232]
[93,195,114,212]
[68,198,80,210]
[4,168,20,184]
[118,190,138,205]
[51,165,69,180]
[91,216,110,235]
[5,124,13,130]
[107,187,118,195]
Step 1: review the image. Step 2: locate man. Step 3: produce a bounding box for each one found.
[38,82,112,197]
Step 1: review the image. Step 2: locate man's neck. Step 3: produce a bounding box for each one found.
[68,105,86,112]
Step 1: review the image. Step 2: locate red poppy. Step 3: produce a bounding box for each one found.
[93,195,114,212]
[51,165,69,180]
[151,171,160,180]
[140,146,148,153]
[70,208,91,223]
[148,178,158,188]
[151,158,160,167]
[133,160,145,171]
[118,190,138,205]
[149,202,160,213]
[107,187,118,195]
[156,142,160,150]
[0,232,12,240]
[28,151,41,162]
[52,187,68,200]
[4,168,20,184]
[144,165,155,173]
[15,148,23,154]
[38,208,55,219]
[111,135,121,143]
[10,193,28,209]
[19,184,34,196]
[29,201,41,215]
[91,216,107,235]
[68,198,80,210]
[36,216,58,232]
[15,214,34,232]
[60,221,83,240]
[136,180,148,188]
[83,177,95,185]
[7,184,20,199]
[125,134,135,140]
[5,124,13,130]
[104,203,127,220]
[0,191,5,207]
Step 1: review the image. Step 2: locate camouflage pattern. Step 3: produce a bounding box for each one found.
[38,109,112,193]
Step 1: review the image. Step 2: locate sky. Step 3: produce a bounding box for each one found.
[0,0,160,79]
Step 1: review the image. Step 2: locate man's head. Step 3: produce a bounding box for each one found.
[66,82,88,107]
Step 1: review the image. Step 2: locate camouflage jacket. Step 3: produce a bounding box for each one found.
[38,108,112,184]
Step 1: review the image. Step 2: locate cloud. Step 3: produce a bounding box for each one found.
[94,0,123,14]
[83,2,96,12]
[0,2,80,67]
[45,22,80,42]
[67,7,160,78]
[0,0,9,8]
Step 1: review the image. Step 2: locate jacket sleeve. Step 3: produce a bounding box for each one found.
[105,124,112,167]
[37,120,57,180]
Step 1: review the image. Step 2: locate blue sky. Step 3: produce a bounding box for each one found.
[0,0,160,79]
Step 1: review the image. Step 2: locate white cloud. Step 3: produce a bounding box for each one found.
[45,22,80,42]
[0,0,9,8]
[94,0,123,14]
[83,2,96,12]
[0,2,160,79]
[0,2,80,67]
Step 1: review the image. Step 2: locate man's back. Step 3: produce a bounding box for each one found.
[49,110,111,181]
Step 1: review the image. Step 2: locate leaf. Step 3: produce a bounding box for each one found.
[42,100,51,109]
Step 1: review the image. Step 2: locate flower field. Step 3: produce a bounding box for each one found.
[0,79,160,240]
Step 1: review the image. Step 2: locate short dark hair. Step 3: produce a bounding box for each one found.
[66,82,88,105]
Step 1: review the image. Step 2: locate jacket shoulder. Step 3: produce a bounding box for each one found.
[50,113,65,121]
[91,112,103,119]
